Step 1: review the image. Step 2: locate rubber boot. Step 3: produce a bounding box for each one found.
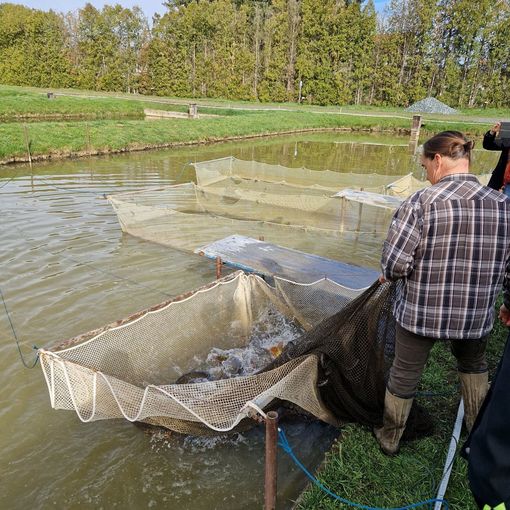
[374,388,413,456]
[459,371,489,432]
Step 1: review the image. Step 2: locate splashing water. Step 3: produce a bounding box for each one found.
[178,304,303,383]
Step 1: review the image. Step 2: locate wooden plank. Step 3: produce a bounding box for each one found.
[196,235,378,288]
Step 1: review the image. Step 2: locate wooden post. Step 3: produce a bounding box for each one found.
[85,123,92,155]
[408,115,422,155]
[356,202,363,233]
[215,256,222,279]
[23,123,32,169]
[355,187,364,233]
[188,103,198,119]
[339,198,345,233]
[264,411,279,510]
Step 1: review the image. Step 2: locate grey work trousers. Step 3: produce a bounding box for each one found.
[388,323,488,399]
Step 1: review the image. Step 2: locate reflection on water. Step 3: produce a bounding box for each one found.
[0,132,498,509]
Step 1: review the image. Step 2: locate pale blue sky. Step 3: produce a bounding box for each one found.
[8,1,390,22]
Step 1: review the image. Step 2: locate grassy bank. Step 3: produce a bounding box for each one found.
[0,84,506,165]
[0,113,486,164]
[0,85,262,121]
[295,302,508,509]
[0,86,145,120]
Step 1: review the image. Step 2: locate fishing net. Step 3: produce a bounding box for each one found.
[106,158,490,256]
[107,158,415,254]
[194,156,414,194]
[39,271,431,437]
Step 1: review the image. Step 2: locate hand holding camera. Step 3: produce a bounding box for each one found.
[490,122,501,135]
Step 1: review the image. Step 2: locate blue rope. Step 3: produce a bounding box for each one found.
[277,427,449,510]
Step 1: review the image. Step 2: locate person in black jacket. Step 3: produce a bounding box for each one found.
[485,122,510,194]
[462,262,510,509]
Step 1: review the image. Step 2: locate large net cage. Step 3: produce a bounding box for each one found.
[106,157,422,254]
[39,271,414,436]
[193,156,425,196]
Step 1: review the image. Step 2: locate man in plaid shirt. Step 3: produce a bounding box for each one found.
[374,131,510,456]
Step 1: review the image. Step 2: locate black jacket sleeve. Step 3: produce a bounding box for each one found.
[484,131,508,190]
[483,130,501,151]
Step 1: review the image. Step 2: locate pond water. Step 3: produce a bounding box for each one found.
[0,132,498,509]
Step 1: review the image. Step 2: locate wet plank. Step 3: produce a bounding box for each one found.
[196,235,378,288]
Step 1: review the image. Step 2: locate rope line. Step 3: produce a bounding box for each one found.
[0,286,39,369]
[0,174,21,190]
[176,160,194,182]
[277,427,449,510]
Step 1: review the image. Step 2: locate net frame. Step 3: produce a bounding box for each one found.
[39,271,366,434]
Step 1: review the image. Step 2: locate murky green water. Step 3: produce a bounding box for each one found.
[0,132,498,509]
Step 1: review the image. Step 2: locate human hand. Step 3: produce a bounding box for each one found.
[499,304,510,326]
[490,122,501,135]
[378,274,387,284]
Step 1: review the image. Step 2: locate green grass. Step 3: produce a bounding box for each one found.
[296,300,508,510]
[0,110,491,163]
[0,86,145,120]
[0,84,506,164]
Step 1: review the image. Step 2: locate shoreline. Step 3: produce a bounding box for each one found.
[0,126,411,167]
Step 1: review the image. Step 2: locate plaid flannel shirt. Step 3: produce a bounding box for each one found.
[381,173,510,339]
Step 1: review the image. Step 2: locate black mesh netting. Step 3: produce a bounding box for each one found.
[261,279,434,440]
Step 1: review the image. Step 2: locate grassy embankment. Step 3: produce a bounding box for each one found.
[295,306,508,510]
[1,84,507,165]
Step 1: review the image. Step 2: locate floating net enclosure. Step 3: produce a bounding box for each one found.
[107,157,417,253]
[194,156,415,194]
[39,271,415,436]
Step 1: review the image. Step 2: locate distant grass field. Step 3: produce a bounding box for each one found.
[0,84,506,164]
[0,87,145,119]
[0,113,492,163]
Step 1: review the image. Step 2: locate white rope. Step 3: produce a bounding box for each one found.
[274,274,370,291]
[434,398,464,510]
[39,349,302,433]
[244,401,268,420]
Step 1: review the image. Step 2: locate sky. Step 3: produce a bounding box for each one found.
[7,1,390,22]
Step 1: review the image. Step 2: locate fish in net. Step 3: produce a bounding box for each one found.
[39,272,433,438]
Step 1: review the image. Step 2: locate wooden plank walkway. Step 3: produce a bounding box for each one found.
[196,235,378,288]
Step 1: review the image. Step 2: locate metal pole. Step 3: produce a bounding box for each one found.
[215,256,222,279]
[265,410,279,510]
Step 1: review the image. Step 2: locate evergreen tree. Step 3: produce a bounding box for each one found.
[0,0,509,108]
[0,3,71,87]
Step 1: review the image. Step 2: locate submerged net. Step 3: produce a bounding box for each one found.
[39,271,431,437]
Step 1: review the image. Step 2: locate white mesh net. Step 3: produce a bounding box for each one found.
[39,272,365,434]
[194,156,411,193]
[106,157,427,253]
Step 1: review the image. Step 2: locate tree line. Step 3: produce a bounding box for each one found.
[0,0,509,108]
